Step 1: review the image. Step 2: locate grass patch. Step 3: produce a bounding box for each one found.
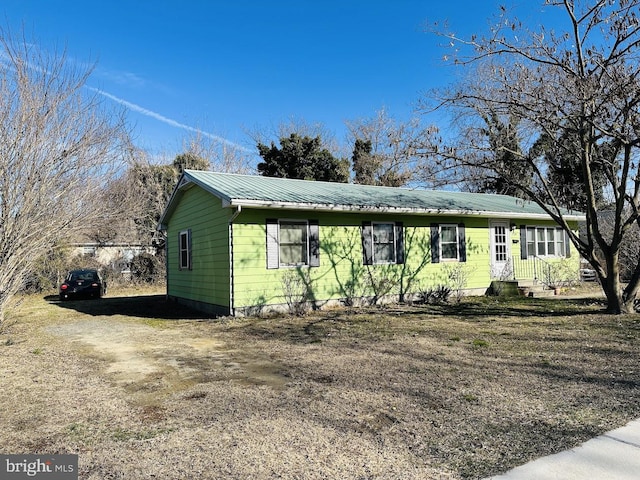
[141,318,173,328]
[111,427,172,442]
[471,338,489,348]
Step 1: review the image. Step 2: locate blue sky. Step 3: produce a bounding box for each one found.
[2,1,538,164]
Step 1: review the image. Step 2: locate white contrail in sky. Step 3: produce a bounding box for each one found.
[88,87,253,153]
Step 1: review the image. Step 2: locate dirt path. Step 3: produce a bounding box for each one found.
[47,318,287,405]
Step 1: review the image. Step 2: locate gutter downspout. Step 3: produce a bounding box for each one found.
[228,205,242,316]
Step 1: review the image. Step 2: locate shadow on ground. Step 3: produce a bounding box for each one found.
[383,296,609,319]
[47,292,608,323]
[48,294,210,320]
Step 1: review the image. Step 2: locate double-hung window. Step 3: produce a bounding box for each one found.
[362,221,404,265]
[430,223,466,263]
[373,222,396,264]
[522,226,569,258]
[440,225,459,260]
[279,221,308,266]
[266,219,320,269]
[179,229,192,270]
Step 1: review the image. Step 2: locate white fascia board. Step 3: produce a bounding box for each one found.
[228,199,585,221]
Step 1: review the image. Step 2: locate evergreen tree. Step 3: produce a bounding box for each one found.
[257,133,349,182]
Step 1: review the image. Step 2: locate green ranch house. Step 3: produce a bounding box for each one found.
[158,170,584,316]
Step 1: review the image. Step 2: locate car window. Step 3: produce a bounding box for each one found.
[68,271,98,281]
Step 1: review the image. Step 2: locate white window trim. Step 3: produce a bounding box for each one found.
[278,219,310,268]
[440,224,460,262]
[372,222,397,264]
[526,226,567,258]
[179,229,191,270]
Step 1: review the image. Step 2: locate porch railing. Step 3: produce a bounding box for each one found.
[510,255,553,287]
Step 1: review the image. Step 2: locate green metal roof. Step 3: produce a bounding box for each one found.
[159,170,585,225]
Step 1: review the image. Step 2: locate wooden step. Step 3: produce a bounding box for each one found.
[515,280,557,298]
[528,288,556,298]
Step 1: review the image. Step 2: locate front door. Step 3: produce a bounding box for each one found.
[490,221,511,279]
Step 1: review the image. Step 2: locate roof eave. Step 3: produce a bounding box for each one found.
[229,199,585,221]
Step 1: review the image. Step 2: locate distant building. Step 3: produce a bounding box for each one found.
[71,242,154,273]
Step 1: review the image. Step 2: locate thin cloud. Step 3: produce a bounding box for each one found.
[95,68,147,88]
[0,44,251,152]
[88,86,252,153]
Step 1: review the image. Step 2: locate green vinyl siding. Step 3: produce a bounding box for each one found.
[160,173,583,314]
[231,209,495,309]
[166,186,231,308]
[231,210,580,310]
[162,183,580,314]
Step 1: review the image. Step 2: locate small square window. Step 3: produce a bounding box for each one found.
[362,221,404,265]
[266,219,320,269]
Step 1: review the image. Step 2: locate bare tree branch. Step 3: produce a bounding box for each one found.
[423,0,640,313]
[0,28,129,322]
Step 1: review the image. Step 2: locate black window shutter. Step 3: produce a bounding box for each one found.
[309,220,320,267]
[395,222,405,264]
[430,223,440,263]
[362,221,373,265]
[178,232,183,271]
[520,225,527,260]
[458,223,466,262]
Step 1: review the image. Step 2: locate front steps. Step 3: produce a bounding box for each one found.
[489,280,557,298]
[516,279,557,298]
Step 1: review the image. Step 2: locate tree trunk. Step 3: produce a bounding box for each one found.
[602,256,636,314]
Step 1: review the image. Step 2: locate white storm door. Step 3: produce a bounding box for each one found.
[490,221,511,279]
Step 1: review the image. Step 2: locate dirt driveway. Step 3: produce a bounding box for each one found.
[48,317,287,406]
[2,294,452,479]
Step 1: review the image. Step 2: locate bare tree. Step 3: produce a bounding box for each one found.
[180,130,254,174]
[122,129,255,252]
[423,0,640,313]
[347,108,443,187]
[123,152,178,249]
[0,29,128,322]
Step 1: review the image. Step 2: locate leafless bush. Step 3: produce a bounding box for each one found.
[281,270,311,316]
[363,266,398,305]
[22,244,75,294]
[543,259,581,289]
[443,263,471,303]
[130,252,166,285]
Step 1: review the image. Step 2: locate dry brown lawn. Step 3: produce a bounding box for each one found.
[1,286,639,479]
